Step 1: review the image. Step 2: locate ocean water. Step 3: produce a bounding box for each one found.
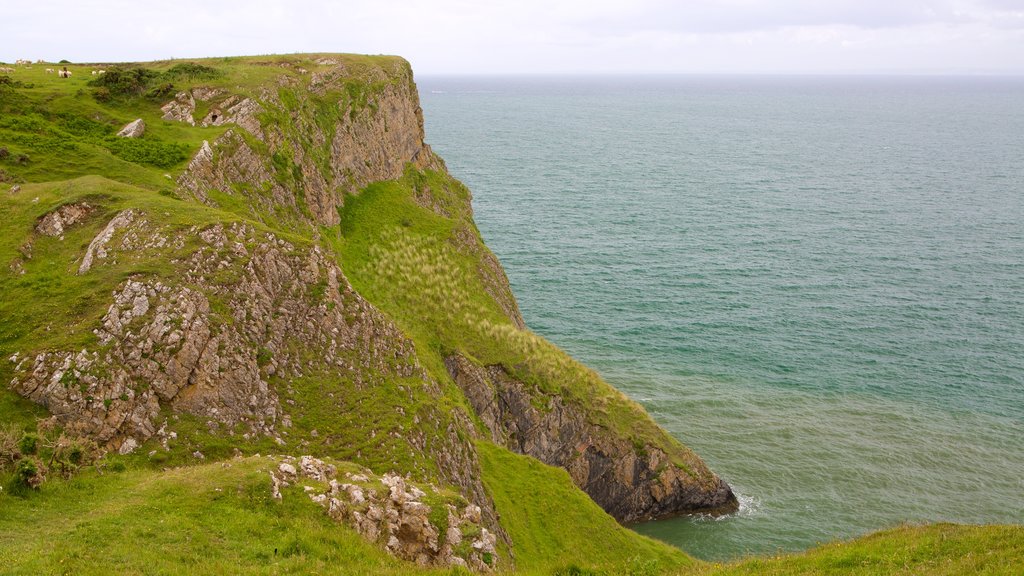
[417,75,1024,561]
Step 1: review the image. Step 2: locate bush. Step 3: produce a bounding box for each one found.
[18,433,38,455]
[92,86,112,102]
[0,146,8,159]
[146,82,176,100]
[163,62,222,81]
[88,67,161,98]
[0,425,21,468]
[102,137,190,169]
[12,457,45,491]
[51,435,99,478]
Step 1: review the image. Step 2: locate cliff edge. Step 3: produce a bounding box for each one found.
[0,54,734,571]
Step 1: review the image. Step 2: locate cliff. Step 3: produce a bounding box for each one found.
[0,54,734,571]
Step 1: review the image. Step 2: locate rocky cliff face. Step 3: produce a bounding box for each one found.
[446,355,737,522]
[174,58,441,228]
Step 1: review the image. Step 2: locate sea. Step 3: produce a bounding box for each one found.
[416,75,1024,561]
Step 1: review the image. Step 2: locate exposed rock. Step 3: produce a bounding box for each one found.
[274,456,498,571]
[176,60,443,227]
[446,354,738,523]
[161,91,196,125]
[9,218,504,536]
[117,118,145,138]
[200,95,263,134]
[78,210,136,274]
[35,202,94,237]
[118,437,139,455]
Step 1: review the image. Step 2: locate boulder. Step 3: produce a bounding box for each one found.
[117,118,145,138]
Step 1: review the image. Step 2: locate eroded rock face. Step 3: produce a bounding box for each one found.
[9,209,509,552]
[445,354,738,523]
[35,202,94,237]
[174,61,443,227]
[271,455,499,571]
[10,217,423,453]
[161,91,196,125]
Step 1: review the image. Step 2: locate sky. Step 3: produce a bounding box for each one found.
[3,0,1023,74]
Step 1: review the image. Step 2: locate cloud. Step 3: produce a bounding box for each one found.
[1,0,1022,73]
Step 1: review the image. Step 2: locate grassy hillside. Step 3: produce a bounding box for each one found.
[1,460,1019,575]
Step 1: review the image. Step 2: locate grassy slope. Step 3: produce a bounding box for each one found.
[1,56,1021,575]
[0,457,424,576]
[691,524,1024,576]
[1,461,1019,575]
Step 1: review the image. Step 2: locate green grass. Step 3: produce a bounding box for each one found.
[1,455,1017,575]
[477,441,691,575]
[0,456,454,575]
[692,524,1024,576]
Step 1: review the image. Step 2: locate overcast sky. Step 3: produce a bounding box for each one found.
[3,0,1023,74]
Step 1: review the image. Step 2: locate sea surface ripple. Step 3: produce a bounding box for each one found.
[419,75,1024,560]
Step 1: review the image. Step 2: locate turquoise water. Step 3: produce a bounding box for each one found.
[417,76,1024,561]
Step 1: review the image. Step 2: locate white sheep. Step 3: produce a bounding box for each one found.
[58,69,72,78]
[91,71,97,75]
[98,70,106,75]
[45,68,54,73]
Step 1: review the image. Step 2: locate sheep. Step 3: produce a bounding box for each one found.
[45,68,54,73]
[98,70,106,75]
[91,71,97,75]
[58,69,72,78]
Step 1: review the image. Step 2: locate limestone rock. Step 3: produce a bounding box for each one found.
[446,354,739,523]
[117,118,145,138]
[78,210,136,274]
[35,202,94,237]
[272,456,498,571]
[161,91,196,125]
[175,60,442,227]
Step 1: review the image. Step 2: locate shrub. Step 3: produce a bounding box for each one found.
[146,82,176,100]
[88,67,161,98]
[92,86,112,102]
[12,457,45,491]
[0,146,8,159]
[102,137,190,169]
[163,63,222,81]
[18,433,38,455]
[51,435,99,478]
[15,153,29,164]
[0,425,21,468]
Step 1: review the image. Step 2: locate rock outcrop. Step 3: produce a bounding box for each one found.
[169,60,441,227]
[9,207,509,558]
[11,218,423,451]
[35,202,94,237]
[446,354,738,522]
[116,118,145,138]
[272,455,498,571]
